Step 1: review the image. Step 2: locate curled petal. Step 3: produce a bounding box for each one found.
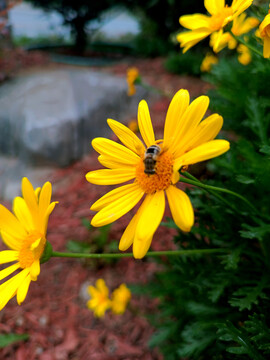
[166,186,194,232]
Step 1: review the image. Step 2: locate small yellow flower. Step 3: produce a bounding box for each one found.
[126,67,139,96]
[177,0,253,53]
[0,177,57,310]
[200,53,219,72]
[259,6,270,58]
[87,279,111,317]
[111,284,131,315]
[86,89,230,259]
[210,12,259,52]
[237,44,252,65]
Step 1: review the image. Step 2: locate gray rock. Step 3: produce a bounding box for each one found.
[0,68,148,167]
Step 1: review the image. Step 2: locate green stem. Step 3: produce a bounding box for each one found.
[51,248,228,259]
[229,31,264,58]
[180,171,259,215]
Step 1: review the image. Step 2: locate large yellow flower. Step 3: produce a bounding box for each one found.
[177,0,253,53]
[86,89,230,259]
[259,7,270,58]
[87,279,111,317]
[0,177,57,310]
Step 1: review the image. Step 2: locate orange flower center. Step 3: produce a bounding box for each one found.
[18,230,46,269]
[209,6,233,31]
[136,150,174,194]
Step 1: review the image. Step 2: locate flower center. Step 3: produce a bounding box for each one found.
[209,6,233,31]
[136,150,174,194]
[18,230,46,269]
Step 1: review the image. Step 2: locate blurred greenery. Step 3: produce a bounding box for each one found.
[136,23,270,360]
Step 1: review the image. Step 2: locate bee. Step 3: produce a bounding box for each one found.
[143,144,162,175]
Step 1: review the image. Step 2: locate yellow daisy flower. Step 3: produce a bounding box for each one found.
[259,7,270,58]
[87,279,111,317]
[86,89,230,259]
[177,0,253,53]
[0,177,57,310]
[111,283,131,315]
[237,44,252,65]
[200,53,219,72]
[126,67,139,96]
[210,13,259,52]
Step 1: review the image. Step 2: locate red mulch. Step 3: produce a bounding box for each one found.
[0,51,208,360]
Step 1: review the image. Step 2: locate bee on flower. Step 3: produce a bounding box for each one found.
[86,89,230,259]
[0,178,57,310]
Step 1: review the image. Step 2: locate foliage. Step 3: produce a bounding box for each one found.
[164,50,204,76]
[0,333,29,348]
[125,0,206,56]
[141,43,270,359]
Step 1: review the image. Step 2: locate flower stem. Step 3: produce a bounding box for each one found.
[180,171,259,215]
[229,31,264,58]
[51,248,228,259]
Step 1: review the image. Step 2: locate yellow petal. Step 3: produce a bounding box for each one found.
[232,0,253,18]
[174,114,223,157]
[138,100,155,147]
[91,183,142,211]
[0,204,27,240]
[86,168,136,185]
[30,260,40,281]
[39,182,52,218]
[13,197,35,232]
[107,119,145,156]
[133,191,165,259]
[0,263,20,281]
[91,184,144,227]
[180,139,230,165]
[180,13,211,29]
[96,279,109,296]
[17,274,31,305]
[163,89,190,151]
[98,155,135,169]
[42,202,57,234]
[0,268,29,311]
[22,177,38,217]
[92,138,140,166]
[204,0,225,15]
[119,198,147,251]
[166,186,194,232]
[0,250,19,264]
[0,230,21,251]
[171,96,209,155]
[177,28,213,53]
[263,36,270,58]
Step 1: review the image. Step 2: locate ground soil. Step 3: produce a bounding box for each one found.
[0,49,208,360]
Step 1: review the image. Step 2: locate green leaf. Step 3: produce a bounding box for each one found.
[259,145,270,155]
[235,175,255,184]
[0,333,29,348]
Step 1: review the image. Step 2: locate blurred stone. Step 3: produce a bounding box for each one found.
[0,68,148,166]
